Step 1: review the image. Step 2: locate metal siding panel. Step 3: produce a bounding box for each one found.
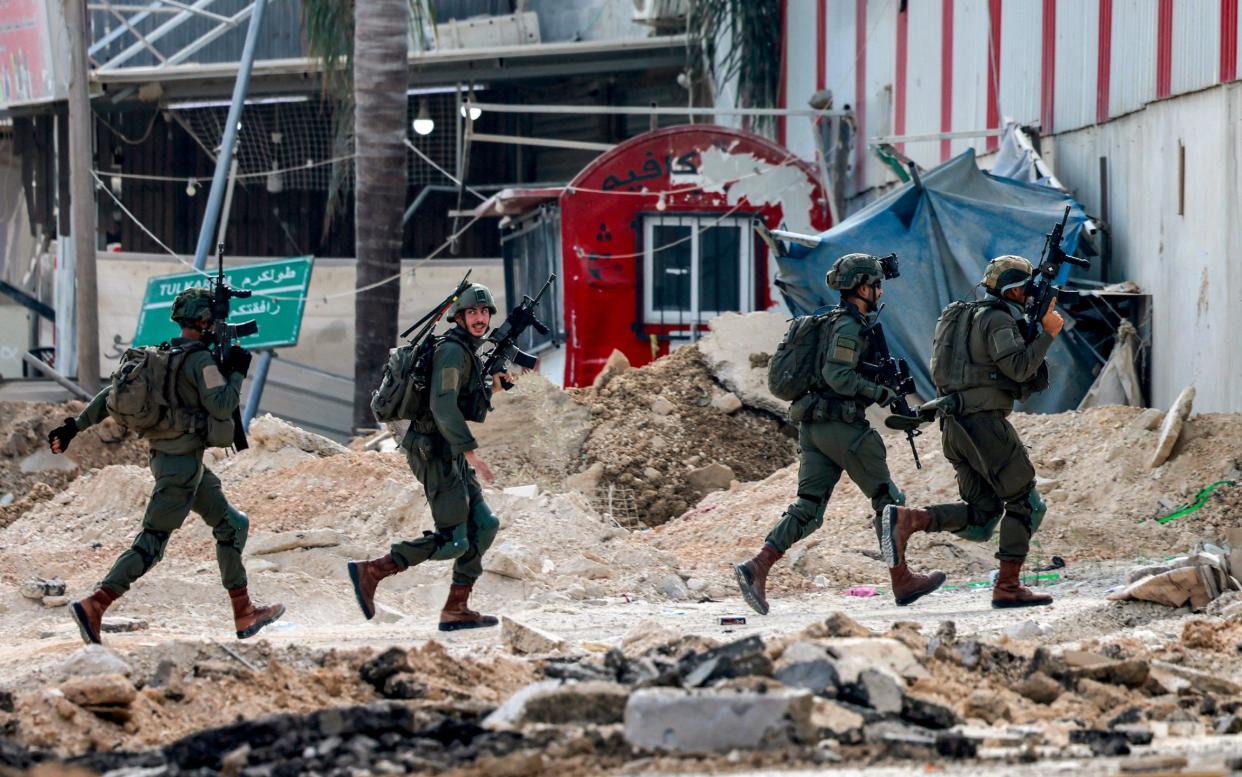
[903,0,942,168]
[825,0,857,111]
[1110,0,1157,116]
[785,0,820,161]
[1053,0,1098,131]
[951,0,991,157]
[1172,0,1219,94]
[1000,0,1043,126]
[862,0,897,188]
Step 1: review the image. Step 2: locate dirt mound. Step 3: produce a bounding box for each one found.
[569,347,797,525]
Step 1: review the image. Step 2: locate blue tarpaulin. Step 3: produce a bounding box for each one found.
[775,149,1095,413]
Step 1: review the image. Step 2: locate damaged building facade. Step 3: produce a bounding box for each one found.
[777,0,1242,414]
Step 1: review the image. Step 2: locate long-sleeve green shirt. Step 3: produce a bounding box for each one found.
[820,305,889,404]
[427,327,489,456]
[958,299,1054,414]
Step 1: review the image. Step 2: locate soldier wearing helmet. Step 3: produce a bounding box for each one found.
[349,282,511,631]
[735,252,937,615]
[881,254,1064,610]
[47,286,282,645]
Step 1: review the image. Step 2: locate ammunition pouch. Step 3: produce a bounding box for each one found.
[205,414,234,449]
[791,394,866,425]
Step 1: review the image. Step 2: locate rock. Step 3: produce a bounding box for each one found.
[501,617,566,655]
[624,686,814,752]
[621,618,683,656]
[488,680,630,727]
[563,461,605,496]
[802,612,872,639]
[559,557,614,580]
[61,674,136,707]
[679,635,772,687]
[1150,660,1242,695]
[810,698,865,744]
[381,673,426,700]
[653,572,690,601]
[483,545,535,580]
[1003,621,1047,640]
[841,669,904,714]
[774,657,840,696]
[591,349,631,389]
[20,577,65,600]
[650,396,676,416]
[359,648,410,690]
[1150,386,1194,467]
[711,392,743,414]
[41,595,69,608]
[963,690,1009,724]
[1216,714,1242,735]
[1072,658,1150,688]
[902,695,960,730]
[1077,678,1128,711]
[1014,671,1062,704]
[19,449,79,474]
[686,463,735,495]
[1070,727,1151,756]
[642,467,661,480]
[1133,407,1165,431]
[247,528,343,555]
[61,645,131,678]
[823,637,926,683]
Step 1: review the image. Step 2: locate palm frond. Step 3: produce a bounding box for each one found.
[687,0,782,136]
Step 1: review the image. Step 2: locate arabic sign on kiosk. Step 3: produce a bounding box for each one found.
[133,257,314,349]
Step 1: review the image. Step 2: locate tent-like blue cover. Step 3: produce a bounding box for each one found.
[775,149,1095,413]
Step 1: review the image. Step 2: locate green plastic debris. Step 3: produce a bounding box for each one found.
[942,571,1061,591]
[1154,480,1236,525]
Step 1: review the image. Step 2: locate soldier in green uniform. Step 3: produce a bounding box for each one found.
[348,283,506,631]
[46,288,285,644]
[735,254,946,614]
[881,255,1063,608]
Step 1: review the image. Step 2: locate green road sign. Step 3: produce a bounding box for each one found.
[133,257,314,350]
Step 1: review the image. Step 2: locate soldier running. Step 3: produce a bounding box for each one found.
[881,256,1063,608]
[348,283,506,631]
[735,254,945,614]
[47,288,285,644]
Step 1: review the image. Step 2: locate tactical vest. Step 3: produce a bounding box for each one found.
[929,299,1025,396]
[107,342,208,439]
[403,328,491,434]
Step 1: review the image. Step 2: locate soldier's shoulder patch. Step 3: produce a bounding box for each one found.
[440,366,460,393]
[201,364,225,389]
[987,323,1024,358]
[828,334,859,365]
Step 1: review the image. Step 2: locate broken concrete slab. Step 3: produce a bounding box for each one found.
[247,529,343,556]
[810,698,865,744]
[679,635,772,687]
[696,311,790,416]
[841,668,904,714]
[1108,566,1201,608]
[501,617,567,655]
[486,680,629,728]
[624,686,813,752]
[1150,386,1194,468]
[1149,660,1242,695]
[822,637,927,683]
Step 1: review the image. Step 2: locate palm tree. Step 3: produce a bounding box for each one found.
[303,0,411,430]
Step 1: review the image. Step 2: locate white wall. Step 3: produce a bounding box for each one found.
[93,255,506,379]
[1046,82,1242,413]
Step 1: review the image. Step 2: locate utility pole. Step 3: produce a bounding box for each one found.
[65,0,99,392]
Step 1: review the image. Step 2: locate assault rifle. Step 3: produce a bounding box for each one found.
[1022,205,1091,344]
[481,274,556,394]
[399,269,474,342]
[208,243,259,451]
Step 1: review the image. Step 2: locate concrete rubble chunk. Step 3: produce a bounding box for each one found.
[801,611,873,639]
[901,694,960,730]
[696,311,791,416]
[1014,671,1063,704]
[1108,566,1207,608]
[501,617,567,655]
[591,349,631,389]
[247,528,343,556]
[483,545,536,580]
[558,556,614,580]
[358,647,409,690]
[41,595,69,608]
[563,461,605,496]
[963,689,1009,724]
[61,645,131,679]
[1150,386,1194,468]
[822,637,927,683]
[711,392,743,414]
[624,686,814,752]
[774,657,840,696]
[1071,657,1150,688]
[650,396,676,416]
[678,635,772,687]
[61,673,136,708]
[810,698,865,744]
[1150,660,1242,695]
[685,463,734,495]
[487,680,630,728]
[841,668,904,714]
[621,618,683,657]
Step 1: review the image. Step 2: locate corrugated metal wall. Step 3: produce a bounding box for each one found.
[785,0,820,163]
[904,0,944,167]
[861,0,897,191]
[1110,0,1158,116]
[951,0,991,159]
[1172,0,1220,94]
[1052,0,1097,132]
[998,0,1043,126]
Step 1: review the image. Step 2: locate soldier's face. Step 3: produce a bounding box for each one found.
[461,306,491,336]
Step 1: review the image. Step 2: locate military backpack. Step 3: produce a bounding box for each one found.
[371,337,438,423]
[768,310,842,401]
[106,343,205,437]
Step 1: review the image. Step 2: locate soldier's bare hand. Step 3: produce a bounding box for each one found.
[492,372,514,395]
[1040,300,1065,337]
[466,450,496,483]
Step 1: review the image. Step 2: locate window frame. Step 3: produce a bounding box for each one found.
[640,213,755,327]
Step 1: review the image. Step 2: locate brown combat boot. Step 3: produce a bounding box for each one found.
[734,543,783,615]
[229,586,286,639]
[347,554,402,620]
[992,559,1053,608]
[880,505,932,568]
[889,563,947,606]
[70,587,119,645]
[438,583,499,631]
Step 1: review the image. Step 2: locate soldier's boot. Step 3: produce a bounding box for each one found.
[438,583,499,631]
[992,559,1053,609]
[229,586,286,639]
[70,587,119,645]
[734,543,783,615]
[880,505,932,567]
[347,554,401,620]
[888,562,946,606]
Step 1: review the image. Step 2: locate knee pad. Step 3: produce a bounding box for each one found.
[429,523,469,561]
[133,529,171,572]
[956,509,1002,543]
[218,507,249,553]
[871,481,905,514]
[470,502,499,553]
[792,493,827,528]
[1026,489,1047,532]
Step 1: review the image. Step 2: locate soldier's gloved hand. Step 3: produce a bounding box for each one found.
[225,345,253,377]
[868,384,898,407]
[48,417,78,454]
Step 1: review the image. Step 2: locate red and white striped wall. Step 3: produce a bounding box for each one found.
[780,0,1242,194]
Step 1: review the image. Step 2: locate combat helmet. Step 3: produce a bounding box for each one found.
[826,253,884,291]
[980,255,1034,296]
[451,283,497,317]
[170,287,214,326]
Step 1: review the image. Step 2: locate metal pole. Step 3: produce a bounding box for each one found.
[192,0,268,270]
[242,349,273,428]
[23,352,93,400]
[214,156,240,250]
[65,0,101,392]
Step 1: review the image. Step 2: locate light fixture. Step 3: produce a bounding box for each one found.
[266,162,283,194]
[656,192,667,211]
[459,103,482,121]
[186,178,198,197]
[412,99,434,136]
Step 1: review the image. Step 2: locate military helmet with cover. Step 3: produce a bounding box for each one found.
[451,283,497,317]
[170,287,214,326]
[826,253,884,291]
[980,255,1034,295]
